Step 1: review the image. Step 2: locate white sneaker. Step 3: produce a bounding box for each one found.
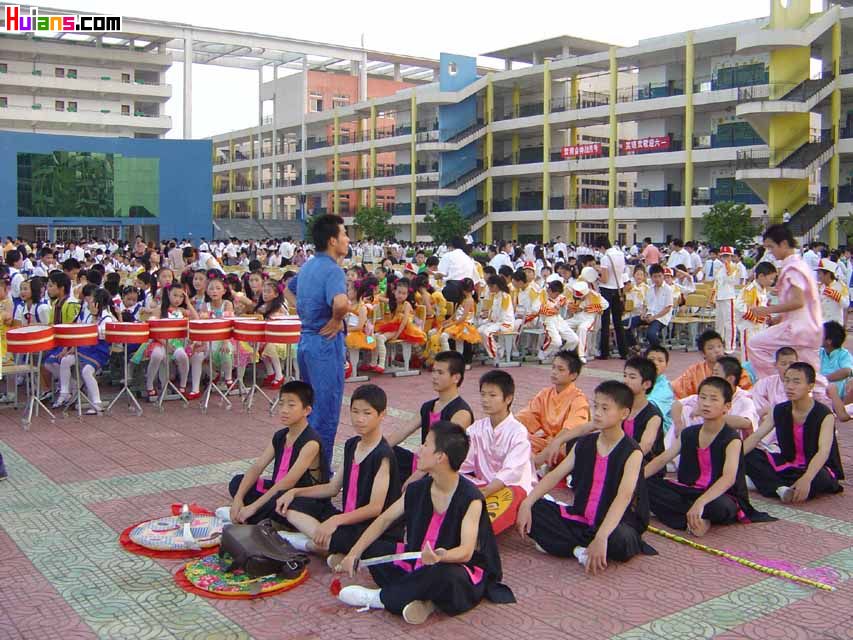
[215,506,231,523]
[777,486,795,503]
[338,585,384,610]
[533,542,548,554]
[51,394,71,409]
[746,476,757,491]
[402,599,435,624]
[278,530,311,552]
[573,546,589,567]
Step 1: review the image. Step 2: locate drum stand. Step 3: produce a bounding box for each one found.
[200,345,232,414]
[242,341,271,413]
[107,343,143,417]
[22,351,54,430]
[268,344,297,415]
[66,347,98,419]
[157,347,189,412]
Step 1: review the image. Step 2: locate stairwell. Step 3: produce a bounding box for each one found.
[786,201,833,238]
[777,137,834,170]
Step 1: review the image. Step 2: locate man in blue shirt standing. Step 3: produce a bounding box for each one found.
[286,215,350,464]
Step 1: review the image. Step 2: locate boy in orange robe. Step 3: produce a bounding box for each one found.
[671,330,751,400]
[517,350,590,466]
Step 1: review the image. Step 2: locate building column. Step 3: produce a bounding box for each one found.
[369,104,377,207]
[300,56,308,212]
[607,46,617,243]
[228,137,235,219]
[512,85,520,119]
[511,222,518,242]
[333,111,340,215]
[257,66,264,219]
[484,75,494,245]
[410,94,418,241]
[542,60,551,242]
[569,74,579,210]
[394,63,402,82]
[183,33,193,139]
[829,19,842,249]
[271,63,278,219]
[683,31,695,242]
[505,59,512,71]
[360,51,368,102]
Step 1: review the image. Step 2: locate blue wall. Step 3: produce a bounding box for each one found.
[0,131,212,240]
[437,53,480,216]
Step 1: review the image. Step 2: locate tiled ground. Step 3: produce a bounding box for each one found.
[1,348,852,640]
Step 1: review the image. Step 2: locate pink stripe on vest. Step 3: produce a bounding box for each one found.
[256,446,294,493]
[623,417,636,439]
[344,462,360,513]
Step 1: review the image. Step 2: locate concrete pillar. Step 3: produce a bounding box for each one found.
[301,56,308,203]
[272,63,278,219]
[505,59,512,71]
[393,63,401,82]
[183,33,193,139]
[257,66,264,219]
[360,51,368,102]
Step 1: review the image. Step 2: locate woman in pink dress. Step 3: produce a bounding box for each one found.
[749,225,823,380]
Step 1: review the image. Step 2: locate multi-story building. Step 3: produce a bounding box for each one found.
[211,0,853,247]
[0,29,172,138]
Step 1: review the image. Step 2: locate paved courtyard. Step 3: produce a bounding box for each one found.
[1,348,852,640]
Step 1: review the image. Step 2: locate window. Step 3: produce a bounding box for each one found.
[67,101,77,113]
[122,73,130,83]
[55,100,64,112]
[67,68,77,79]
[0,97,6,108]
[55,67,64,78]
[332,95,349,108]
[309,94,323,112]
[0,63,7,73]
[121,104,130,115]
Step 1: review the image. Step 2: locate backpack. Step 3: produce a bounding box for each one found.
[218,519,310,579]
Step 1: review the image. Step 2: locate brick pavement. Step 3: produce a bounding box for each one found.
[1,349,852,639]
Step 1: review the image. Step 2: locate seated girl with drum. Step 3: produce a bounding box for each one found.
[254,279,289,389]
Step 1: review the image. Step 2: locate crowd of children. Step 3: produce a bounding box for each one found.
[221,308,847,624]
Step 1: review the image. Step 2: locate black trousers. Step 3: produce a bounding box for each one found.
[745,449,842,499]
[228,474,282,524]
[527,499,644,561]
[647,477,739,530]
[599,287,627,358]
[365,539,486,616]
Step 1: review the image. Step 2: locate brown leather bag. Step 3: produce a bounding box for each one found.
[218,519,310,578]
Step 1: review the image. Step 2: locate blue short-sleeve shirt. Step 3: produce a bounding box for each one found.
[820,347,853,396]
[288,254,346,334]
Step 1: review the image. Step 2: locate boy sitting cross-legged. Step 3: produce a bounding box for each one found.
[276,384,401,566]
[517,380,657,574]
[334,421,516,624]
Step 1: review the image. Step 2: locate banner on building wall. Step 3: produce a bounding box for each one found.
[619,136,671,153]
[560,143,603,159]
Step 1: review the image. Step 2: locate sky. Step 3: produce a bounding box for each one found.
[41,0,786,138]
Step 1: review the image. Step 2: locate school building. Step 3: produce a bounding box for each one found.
[211,0,853,246]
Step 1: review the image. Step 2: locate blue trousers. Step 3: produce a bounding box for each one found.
[646,320,667,347]
[297,332,344,466]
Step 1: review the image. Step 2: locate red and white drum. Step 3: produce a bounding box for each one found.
[6,325,55,353]
[105,322,150,344]
[265,317,301,344]
[149,317,188,340]
[54,324,99,348]
[233,319,267,342]
[189,318,233,342]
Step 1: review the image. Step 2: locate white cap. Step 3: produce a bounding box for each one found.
[817,259,838,275]
[572,281,590,297]
[580,266,598,283]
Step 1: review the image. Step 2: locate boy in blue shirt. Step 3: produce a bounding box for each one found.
[645,345,674,437]
[819,321,853,399]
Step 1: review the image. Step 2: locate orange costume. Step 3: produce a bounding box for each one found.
[516,383,591,453]
[671,360,752,400]
[376,301,426,345]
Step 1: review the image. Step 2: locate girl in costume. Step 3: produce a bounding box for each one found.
[47,288,117,415]
[346,279,384,373]
[478,275,515,361]
[435,277,480,355]
[135,284,200,401]
[195,274,236,388]
[13,278,50,326]
[255,279,289,389]
[376,277,426,347]
[190,270,209,314]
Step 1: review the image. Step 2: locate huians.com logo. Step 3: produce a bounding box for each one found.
[3,5,122,32]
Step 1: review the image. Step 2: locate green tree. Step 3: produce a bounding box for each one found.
[353,205,396,241]
[702,201,758,249]
[424,203,470,244]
